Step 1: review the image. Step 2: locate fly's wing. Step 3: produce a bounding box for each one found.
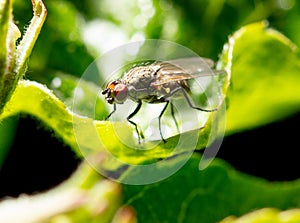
[166,57,214,72]
[150,57,225,87]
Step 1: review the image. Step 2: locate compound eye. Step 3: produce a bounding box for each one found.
[106,80,119,90]
[114,84,128,103]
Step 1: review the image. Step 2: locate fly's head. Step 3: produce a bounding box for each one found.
[102,80,128,104]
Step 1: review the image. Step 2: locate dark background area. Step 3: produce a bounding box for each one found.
[218,112,300,182]
[0,116,80,198]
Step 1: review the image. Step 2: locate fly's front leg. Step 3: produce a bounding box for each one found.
[127,101,144,144]
[105,103,116,120]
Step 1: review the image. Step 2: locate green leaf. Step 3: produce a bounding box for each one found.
[123,154,300,223]
[222,21,300,134]
[42,72,108,120]
[0,80,83,155]
[220,208,300,223]
[0,0,11,78]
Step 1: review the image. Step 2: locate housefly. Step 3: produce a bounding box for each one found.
[102,57,225,144]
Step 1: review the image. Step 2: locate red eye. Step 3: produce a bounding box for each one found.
[106,80,118,90]
[114,84,128,102]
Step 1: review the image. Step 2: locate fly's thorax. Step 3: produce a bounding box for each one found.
[123,66,155,87]
[127,84,156,102]
[122,65,156,101]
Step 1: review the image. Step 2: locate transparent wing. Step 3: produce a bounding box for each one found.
[150,57,225,87]
[166,57,215,72]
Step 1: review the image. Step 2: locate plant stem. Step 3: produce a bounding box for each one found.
[0,0,12,97]
[13,0,47,76]
[0,0,47,114]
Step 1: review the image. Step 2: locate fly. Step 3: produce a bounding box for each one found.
[102,57,225,144]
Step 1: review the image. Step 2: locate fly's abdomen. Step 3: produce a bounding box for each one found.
[152,80,191,99]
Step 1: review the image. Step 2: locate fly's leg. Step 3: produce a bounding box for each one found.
[164,83,217,112]
[170,102,180,133]
[181,89,217,112]
[127,101,144,144]
[155,85,217,143]
[105,103,116,120]
[158,101,169,143]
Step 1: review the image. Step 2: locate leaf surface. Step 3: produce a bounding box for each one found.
[222,22,300,133]
[123,154,300,223]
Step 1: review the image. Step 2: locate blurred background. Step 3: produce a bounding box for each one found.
[0,0,300,198]
[11,0,300,77]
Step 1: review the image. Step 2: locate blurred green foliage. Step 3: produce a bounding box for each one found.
[13,0,94,76]
[11,0,300,80]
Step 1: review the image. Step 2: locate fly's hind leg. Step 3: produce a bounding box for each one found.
[158,101,169,143]
[158,100,180,143]
[170,101,180,133]
[127,101,144,144]
[181,89,217,112]
[165,84,218,112]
